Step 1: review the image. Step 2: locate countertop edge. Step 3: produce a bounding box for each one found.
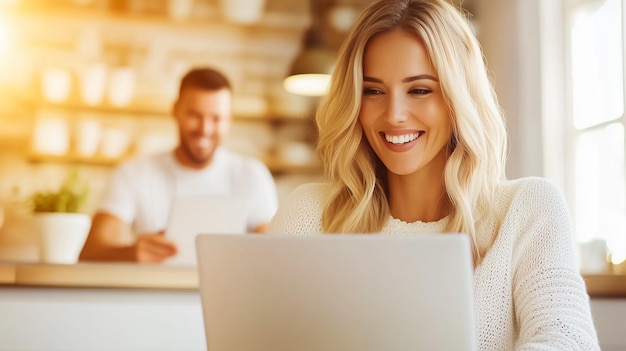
[1,263,625,297]
[583,273,626,298]
[4,262,198,290]
[0,264,16,284]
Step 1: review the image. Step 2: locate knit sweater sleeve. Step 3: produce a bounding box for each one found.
[268,183,324,234]
[509,178,599,350]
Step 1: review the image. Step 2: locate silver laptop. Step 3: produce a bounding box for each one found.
[164,195,246,266]
[195,233,477,351]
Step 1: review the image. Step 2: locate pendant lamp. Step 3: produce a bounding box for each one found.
[283,0,336,96]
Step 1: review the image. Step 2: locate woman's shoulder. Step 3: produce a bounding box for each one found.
[499,177,565,204]
[280,182,327,215]
[289,182,328,197]
[268,182,326,234]
[494,176,569,224]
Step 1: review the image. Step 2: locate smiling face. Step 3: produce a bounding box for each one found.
[359,28,452,178]
[173,87,232,168]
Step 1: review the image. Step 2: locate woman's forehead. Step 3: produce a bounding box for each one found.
[362,29,437,81]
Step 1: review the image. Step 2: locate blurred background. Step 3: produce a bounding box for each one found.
[0,0,624,274]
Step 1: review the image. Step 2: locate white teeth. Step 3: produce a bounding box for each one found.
[385,132,420,145]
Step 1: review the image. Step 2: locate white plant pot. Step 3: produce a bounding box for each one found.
[33,213,91,264]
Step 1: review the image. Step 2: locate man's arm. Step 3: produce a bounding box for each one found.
[245,160,279,234]
[79,212,178,263]
[251,222,269,233]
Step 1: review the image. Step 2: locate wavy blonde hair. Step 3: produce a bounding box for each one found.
[316,0,507,261]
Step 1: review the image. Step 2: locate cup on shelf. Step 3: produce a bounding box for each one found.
[107,67,136,107]
[78,62,107,106]
[579,238,610,274]
[40,67,72,103]
[75,117,102,157]
[31,111,70,156]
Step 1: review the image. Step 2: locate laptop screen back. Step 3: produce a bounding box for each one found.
[195,233,477,351]
[164,195,246,266]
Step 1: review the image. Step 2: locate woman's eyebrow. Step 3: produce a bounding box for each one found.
[362,74,439,83]
[363,76,383,83]
[402,74,439,83]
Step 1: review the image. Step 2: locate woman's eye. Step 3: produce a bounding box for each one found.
[409,88,431,95]
[363,88,382,95]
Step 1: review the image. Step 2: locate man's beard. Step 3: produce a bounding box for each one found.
[180,137,214,166]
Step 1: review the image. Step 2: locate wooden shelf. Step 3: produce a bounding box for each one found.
[235,113,313,123]
[32,99,170,118]
[30,99,311,123]
[583,274,626,298]
[28,151,128,167]
[263,157,322,174]
[28,151,322,174]
[8,2,309,32]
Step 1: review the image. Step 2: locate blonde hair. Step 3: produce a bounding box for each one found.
[316,0,507,261]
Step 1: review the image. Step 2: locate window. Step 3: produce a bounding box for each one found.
[566,0,626,265]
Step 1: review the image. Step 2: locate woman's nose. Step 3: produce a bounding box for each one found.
[385,93,409,124]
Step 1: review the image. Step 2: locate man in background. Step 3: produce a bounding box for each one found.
[79,67,278,263]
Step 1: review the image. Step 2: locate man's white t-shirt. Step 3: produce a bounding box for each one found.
[99,148,278,235]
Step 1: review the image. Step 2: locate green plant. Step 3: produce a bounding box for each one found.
[31,170,89,213]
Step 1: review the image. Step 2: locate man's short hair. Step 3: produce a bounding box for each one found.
[178,67,232,97]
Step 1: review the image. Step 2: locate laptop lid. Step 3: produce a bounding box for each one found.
[164,195,246,266]
[195,233,477,351]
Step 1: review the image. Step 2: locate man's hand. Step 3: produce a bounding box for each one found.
[133,232,178,263]
[80,212,178,263]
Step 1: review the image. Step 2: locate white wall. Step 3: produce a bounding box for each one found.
[473,0,545,179]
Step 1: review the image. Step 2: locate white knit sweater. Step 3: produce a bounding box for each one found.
[268,177,600,350]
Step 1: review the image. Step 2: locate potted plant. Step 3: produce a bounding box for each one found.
[30,170,91,264]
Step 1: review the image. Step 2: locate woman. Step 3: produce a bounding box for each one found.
[269,0,600,349]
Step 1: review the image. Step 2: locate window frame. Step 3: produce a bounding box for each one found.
[561,0,626,269]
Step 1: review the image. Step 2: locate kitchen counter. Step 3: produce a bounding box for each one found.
[0,262,624,297]
[584,274,626,298]
[0,263,206,351]
[0,262,624,351]
[0,261,197,290]
[0,263,15,284]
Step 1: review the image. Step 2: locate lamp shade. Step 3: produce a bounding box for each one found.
[283,47,335,96]
[283,46,335,96]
